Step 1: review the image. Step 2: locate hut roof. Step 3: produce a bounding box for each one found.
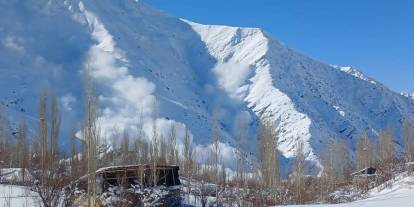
[351,167,377,177]
[96,164,179,173]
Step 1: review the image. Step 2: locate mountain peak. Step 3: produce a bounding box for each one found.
[401,92,414,100]
[332,65,377,85]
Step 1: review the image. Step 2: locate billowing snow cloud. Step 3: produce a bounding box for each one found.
[76,2,158,140]
[213,61,251,100]
[67,2,245,169]
[75,2,199,152]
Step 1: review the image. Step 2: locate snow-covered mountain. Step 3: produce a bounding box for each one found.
[1,0,413,172]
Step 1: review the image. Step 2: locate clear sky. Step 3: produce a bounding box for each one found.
[143,0,414,92]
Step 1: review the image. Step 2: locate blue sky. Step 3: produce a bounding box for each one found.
[143,0,414,92]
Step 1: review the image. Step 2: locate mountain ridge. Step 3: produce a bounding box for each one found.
[1,0,413,173]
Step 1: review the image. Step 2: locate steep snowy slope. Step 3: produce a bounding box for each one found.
[188,21,414,170]
[0,0,413,172]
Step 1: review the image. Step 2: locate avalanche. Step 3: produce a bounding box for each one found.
[0,0,413,173]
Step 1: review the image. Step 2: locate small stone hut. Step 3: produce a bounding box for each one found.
[96,164,180,192]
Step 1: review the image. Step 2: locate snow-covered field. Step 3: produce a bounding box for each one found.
[1,176,413,207]
[280,175,414,207]
[0,184,39,207]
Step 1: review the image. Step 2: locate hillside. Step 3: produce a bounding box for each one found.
[1,0,413,172]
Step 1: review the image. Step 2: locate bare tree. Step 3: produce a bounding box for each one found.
[354,132,375,192]
[30,136,41,170]
[17,121,28,183]
[159,135,167,165]
[234,112,249,198]
[0,110,4,166]
[168,123,178,165]
[336,139,352,183]
[107,128,121,166]
[38,92,48,181]
[355,137,365,170]
[70,128,79,179]
[293,140,305,204]
[183,126,193,177]
[121,130,130,165]
[0,113,13,169]
[50,93,61,164]
[378,129,396,178]
[34,157,71,207]
[150,97,159,187]
[33,92,71,207]
[403,120,414,162]
[321,138,336,195]
[83,70,99,207]
[134,111,145,164]
[355,132,373,170]
[136,138,149,165]
[378,130,394,162]
[79,136,88,178]
[322,138,351,194]
[258,117,280,203]
[211,109,221,206]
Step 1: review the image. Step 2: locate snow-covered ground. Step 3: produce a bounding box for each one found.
[0,168,34,183]
[279,174,414,207]
[0,184,39,207]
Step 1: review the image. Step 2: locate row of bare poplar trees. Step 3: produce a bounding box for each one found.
[2,79,414,206]
[0,72,99,207]
[185,115,414,206]
[0,93,83,207]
